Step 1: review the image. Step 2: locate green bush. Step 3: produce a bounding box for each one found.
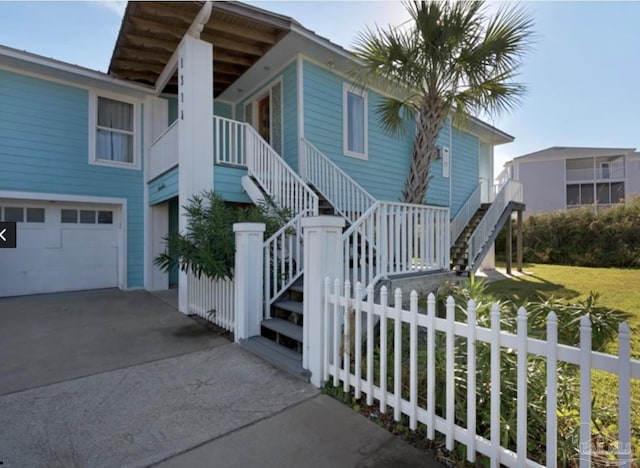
[496,197,640,268]
[154,191,290,280]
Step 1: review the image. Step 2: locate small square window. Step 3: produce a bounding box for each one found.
[61,209,78,223]
[26,208,45,223]
[80,210,96,224]
[5,207,24,222]
[98,211,113,224]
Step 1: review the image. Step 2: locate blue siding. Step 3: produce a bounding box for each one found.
[0,69,144,288]
[215,166,250,203]
[450,127,479,217]
[214,101,232,118]
[303,59,412,202]
[149,167,178,205]
[424,118,452,208]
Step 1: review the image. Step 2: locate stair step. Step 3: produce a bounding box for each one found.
[273,300,304,316]
[289,284,304,294]
[239,336,310,381]
[262,318,303,342]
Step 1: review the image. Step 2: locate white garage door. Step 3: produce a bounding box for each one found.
[0,200,120,297]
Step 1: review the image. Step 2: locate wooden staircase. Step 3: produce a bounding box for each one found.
[450,204,489,275]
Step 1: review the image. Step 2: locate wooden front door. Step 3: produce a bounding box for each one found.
[258,96,270,143]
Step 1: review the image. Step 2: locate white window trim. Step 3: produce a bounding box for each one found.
[342,83,368,160]
[88,90,141,170]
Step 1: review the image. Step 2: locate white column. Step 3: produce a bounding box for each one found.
[302,216,345,388]
[177,35,214,313]
[233,223,266,342]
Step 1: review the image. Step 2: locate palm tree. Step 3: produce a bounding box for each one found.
[352,1,534,204]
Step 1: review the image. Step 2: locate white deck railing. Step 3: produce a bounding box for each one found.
[566,166,625,181]
[301,138,376,223]
[343,201,450,290]
[187,271,235,332]
[214,116,246,167]
[149,121,179,181]
[468,179,523,269]
[450,183,482,245]
[323,279,638,467]
[263,210,310,317]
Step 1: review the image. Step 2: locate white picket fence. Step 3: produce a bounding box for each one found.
[187,271,235,332]
[322,279,639,467]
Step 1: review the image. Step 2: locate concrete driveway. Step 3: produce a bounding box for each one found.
[0,289,442,467]
[0,289,226,395]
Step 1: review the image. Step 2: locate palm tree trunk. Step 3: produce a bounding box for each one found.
[402,102,447,205]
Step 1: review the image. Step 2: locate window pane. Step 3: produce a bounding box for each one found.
[98,97,133,131]
[596,183,610,204]
[580,184,594,205]
[347,92,365,153]
[96,129,133,163]
[5,207,24,222]
[61,209,78,223]
[566,185,580,206]
[611,182,625,203]
[98,211,113,224]
[26,208,45,223]
[80,210,96,224]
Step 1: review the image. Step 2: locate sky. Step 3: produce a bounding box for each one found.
[1,1,639,176]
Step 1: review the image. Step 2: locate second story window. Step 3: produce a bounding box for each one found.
[89,92,139,169]
[343,84,368,159]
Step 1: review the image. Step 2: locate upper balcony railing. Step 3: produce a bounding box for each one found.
[566,166,625,181]
[149,120,179,181]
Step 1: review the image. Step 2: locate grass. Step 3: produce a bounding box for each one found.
[486,263,640,453]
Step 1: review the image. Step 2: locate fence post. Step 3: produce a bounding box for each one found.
[233,222,266,343]
[302,216,345,388]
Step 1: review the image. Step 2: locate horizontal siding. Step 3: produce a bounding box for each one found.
[303,59,412,202]
[215,165,250,203]
[450,127,479,217]
[214,101,233,119]
[149,167,179,205]
[0,69,144,288]
[424,119,452,208]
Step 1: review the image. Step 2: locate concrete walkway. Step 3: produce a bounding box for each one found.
[0,289,442,468]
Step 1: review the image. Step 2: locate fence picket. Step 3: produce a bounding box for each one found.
[393,287,402,422]
[516,307,528,467]
[426,292,436,440]
[618,322,631,467]
[467,300,477,463]
[380,286,388,413]
[409,290,418,430]
[354,282,363,400]
[579,316,592,468]
[490,303,501,467]
[546,311,558,467]
[366,284,375,406]
[446,296,455,451]
[333,279,341,387]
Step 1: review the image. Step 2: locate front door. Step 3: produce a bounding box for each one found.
[258,96,270,143]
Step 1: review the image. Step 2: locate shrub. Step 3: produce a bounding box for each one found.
[496,197,640,268]
[153,191,290,280]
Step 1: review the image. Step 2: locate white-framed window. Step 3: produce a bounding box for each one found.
[89,91,140,169]
[343,83,368,160]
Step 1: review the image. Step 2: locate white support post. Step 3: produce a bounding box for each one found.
[302,216,345,388]
[233,223,266,342]
[177,35,214,314]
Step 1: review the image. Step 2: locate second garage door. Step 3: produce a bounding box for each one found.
[0,200,120,297]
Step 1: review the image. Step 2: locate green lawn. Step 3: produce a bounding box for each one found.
[486,263,640,453]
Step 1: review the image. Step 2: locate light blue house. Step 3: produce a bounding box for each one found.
[0,2,521,360]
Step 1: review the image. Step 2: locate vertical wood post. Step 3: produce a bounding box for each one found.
[517,210,523,273]
[233,223,265,342]
[302,216,345,388]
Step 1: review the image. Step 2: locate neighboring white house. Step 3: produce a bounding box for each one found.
[501,147,640,215]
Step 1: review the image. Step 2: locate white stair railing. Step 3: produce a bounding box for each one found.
[467,179,523,269]
[301,138,376,223]
[343,201,450,291]
[244,125,319,216]
[263,209,310,316]
[214,116,246,166]
[450,183,482,245]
